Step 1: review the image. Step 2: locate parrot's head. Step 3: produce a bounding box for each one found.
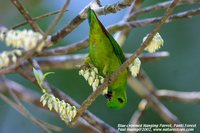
[105,88,127,109]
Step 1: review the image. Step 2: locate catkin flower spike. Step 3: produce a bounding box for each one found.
[33,68,77,123]
[0,49,23,69]
[0,29,52,52]
[40,93,77,123]
[143,32,164,53]
[129,57,141,77]
[79,64,108,95]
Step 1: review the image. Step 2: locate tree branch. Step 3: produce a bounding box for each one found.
[127,77,185,133]
[41,7,200,57]
[34,51,169,70]
[108,7,200,33]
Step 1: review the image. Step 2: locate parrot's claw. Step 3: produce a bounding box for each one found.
[79,62,95,71]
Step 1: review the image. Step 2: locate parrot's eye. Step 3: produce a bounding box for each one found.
[117,98,124,103]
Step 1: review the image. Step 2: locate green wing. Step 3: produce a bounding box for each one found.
[88,8,126,63]
[106,31,126,63]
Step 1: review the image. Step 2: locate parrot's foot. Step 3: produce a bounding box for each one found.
[79,56,94,70]
[79,63,108,95]
[79,62,91,71]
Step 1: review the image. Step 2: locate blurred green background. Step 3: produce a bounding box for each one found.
[0,0,200,133]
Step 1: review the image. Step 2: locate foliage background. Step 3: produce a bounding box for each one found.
[0,0,199,132]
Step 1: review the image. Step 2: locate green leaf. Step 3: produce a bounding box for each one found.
[41,72,55,83]
[33,68,55,93]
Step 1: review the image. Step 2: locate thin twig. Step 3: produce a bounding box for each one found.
[109,7,200,33]
[114,0,144,46]
[12,9,68,29]
[69,0,181,127]
[46,0,70,34]
[11,0,43,33]
[137,69,156,92]
[128,99,148,133]
[128,0,200,20]
[97,5,200,37]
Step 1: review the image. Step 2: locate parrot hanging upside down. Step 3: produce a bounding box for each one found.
[84,8,128,109]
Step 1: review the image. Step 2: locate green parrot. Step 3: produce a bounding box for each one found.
[86,8,128,109]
